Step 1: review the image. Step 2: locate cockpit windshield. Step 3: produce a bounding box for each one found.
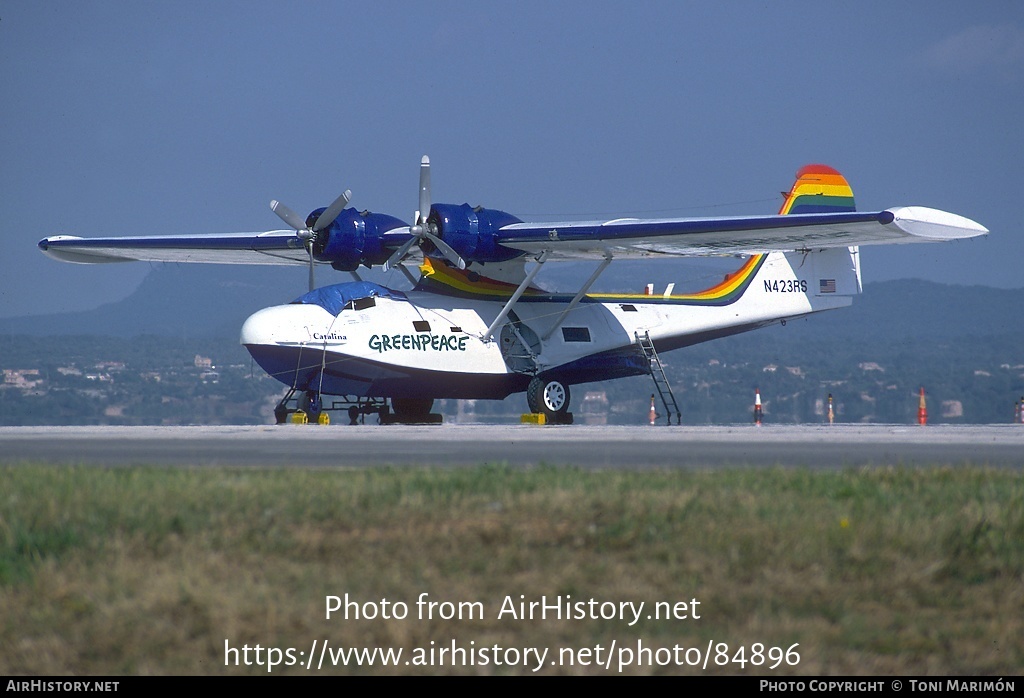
[291,281,406,316]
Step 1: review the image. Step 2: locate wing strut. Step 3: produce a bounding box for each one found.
[482,251,549,342]
[540,253,613,341]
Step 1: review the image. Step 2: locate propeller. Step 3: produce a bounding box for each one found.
[270,188,351,291]
[383,156,466,272]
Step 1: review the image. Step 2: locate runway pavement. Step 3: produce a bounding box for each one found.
[2,424,1023,468]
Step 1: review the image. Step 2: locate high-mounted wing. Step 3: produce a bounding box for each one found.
[492,206,988,260]
[489,164,986,259]
[38,162,988,275]
[38,230,310,265]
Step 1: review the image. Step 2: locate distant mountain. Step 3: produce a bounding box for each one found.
[1,262,1021,343]
[0,265,310,338]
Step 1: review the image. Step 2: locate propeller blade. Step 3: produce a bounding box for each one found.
[382,233,419,272]
[424,231,466,270]
[270,200,308,233]
[418,155,431,226]
[307,242,315,291]
[313,189,352,232]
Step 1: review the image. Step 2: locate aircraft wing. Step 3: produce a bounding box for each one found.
[38,206,987,268]
[38,230,311,265]
[495,206,988,260]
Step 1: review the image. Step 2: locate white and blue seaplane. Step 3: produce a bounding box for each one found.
[38,158,987,424]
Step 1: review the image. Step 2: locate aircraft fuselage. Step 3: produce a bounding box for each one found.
[240,250,855,402]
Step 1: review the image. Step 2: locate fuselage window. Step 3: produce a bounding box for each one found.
[562,327,592,342]
[620,304,637,312]
[413,320,431,332]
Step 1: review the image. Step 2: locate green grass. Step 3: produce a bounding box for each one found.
[1,464,1021,675]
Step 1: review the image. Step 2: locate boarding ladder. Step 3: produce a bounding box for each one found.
[635,331,681,425]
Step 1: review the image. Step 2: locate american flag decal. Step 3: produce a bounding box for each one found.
[820,279,836,293]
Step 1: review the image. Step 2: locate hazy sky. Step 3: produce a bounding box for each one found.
[2,1,1022,318]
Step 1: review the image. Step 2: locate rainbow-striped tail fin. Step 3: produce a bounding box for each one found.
[778,164,856,215]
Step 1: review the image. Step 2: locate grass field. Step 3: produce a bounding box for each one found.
[1,463,1021,675]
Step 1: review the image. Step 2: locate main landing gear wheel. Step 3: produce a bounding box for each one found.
[274,402,289,425]
[527,377,573,424]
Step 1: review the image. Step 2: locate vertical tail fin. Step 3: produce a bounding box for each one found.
[778,164,856,215]
[778,164,862,294]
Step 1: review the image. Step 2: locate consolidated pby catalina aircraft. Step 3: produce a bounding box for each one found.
[38,158,987,424]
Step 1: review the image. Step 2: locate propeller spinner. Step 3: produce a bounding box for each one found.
[383,156,466,272]
[270,189,351,291]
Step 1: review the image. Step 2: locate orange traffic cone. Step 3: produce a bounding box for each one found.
[918,387,927,426]
[754,389,763,426]
[649,394,657,425]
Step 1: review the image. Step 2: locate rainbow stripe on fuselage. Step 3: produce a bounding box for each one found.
[416,255,766,307]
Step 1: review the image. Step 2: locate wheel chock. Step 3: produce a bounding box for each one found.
[520,413,547,425]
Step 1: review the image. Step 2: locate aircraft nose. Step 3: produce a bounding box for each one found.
[240,303,335,346]
[240,305,301,346]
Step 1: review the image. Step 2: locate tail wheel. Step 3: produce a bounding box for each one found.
[527,377,570,419]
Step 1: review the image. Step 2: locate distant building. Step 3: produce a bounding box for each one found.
[194,355,213,369]
[3,369,42,388]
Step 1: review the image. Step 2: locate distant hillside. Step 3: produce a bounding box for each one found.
[781,279,1023,341]
[1,262,1021,344]
[0,265,313,339]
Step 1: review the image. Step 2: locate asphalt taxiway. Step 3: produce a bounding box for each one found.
[1,424,1023,468]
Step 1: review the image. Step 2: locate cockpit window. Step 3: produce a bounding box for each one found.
[345,297,376,311]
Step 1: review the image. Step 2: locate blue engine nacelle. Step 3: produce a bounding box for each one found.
[309,208,408,271]
[429,204,524,263]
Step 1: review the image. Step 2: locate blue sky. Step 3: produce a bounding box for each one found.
[2,1,1022,317]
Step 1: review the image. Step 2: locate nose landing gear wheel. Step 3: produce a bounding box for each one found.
[526,377,573,424]
[299,391,322,423]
